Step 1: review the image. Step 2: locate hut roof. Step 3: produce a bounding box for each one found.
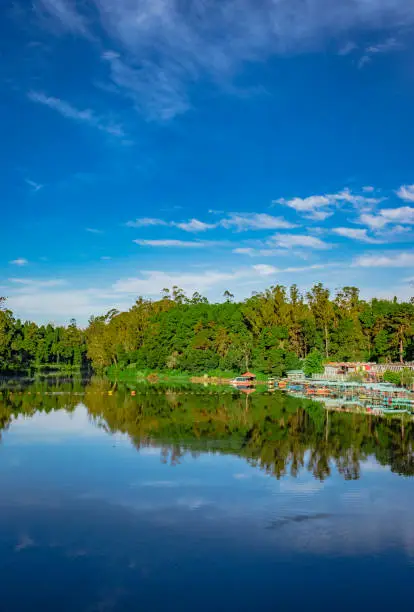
[242,371,256,378]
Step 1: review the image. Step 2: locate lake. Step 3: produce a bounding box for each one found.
[0,378,413,611]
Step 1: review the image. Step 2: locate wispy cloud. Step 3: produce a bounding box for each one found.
[126,213,296,232]
[304,210,334,221]
[133,239,207,248]
[338,41,357,56]
[112,269,247,295]
[252,264,278,276]
[359,213,388,230]
[274,187,381,217]
[9,278,67,288]
[396,184,414,202]
[25,178,43,192]
[36,0,89,36]
[367,37,402,55]
[269,233,331,250]
[233,247,287,257]
[175,219,216,232]
[220,213,297,231]
[28,91,125,138]
[360,206,414,229]
[275,194,332,213]
[332,227,383,244]
[126,218,168,228]
[35,0,414,120]
[86,227,103,234]
[9,258,28,266]
[101,51,191,121]
[358,36,403,68]
[354,252,414,268]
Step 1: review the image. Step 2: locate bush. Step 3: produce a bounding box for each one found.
[303,350,324,377]
[383,370,401,386]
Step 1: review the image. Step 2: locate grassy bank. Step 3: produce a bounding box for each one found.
[105,365,268,384]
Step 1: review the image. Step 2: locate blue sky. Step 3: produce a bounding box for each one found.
[1,0,414,324]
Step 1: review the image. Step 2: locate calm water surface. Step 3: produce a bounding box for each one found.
[0,379,413,611]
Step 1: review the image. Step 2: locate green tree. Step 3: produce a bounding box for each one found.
[303,349,324,377]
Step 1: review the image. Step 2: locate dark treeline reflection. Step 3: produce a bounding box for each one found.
[1,378,413,480]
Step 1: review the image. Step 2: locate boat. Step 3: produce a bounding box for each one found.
[230,372,257,387]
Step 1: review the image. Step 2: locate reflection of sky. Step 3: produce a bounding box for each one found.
[0,406,414,611]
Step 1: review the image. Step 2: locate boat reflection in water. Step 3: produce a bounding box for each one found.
[274,378,414,416]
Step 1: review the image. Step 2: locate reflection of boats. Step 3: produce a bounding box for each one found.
[381,408,410,415]
[279,377,414,416]
[239,387,256,395]
[230,372,257,387]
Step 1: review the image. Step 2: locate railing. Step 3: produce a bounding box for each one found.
[311,373,348,381]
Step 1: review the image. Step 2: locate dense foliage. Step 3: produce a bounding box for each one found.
[1,284,413,375]
[0,298,87,373]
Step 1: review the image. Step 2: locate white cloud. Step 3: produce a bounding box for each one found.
[354,252,414,268]
[396,184,414,202]
[366,37,402,54]
[358,37,403,69]
[358,55,371,68]
[282,263,330,273]
[362,186,375,193]
[6,287,131,323]
[126,218,168,228]
[9,278,66,288]
[36,0,89,36]
[275,187,381,217]
[275,194,332,212]
[332,188,382,208]
[359,213,388,230]
[252,264,278,276]
[338,41,357,56]
[25,178,43,192]
[220,213,297,231]
[101,50,191,121]
[233,248,255,255]
[86,227,103,234]
[304,210,334,221]
[360,206,414,229]
[126,213,295,233]
[269,233,330,250]
[28,91,125,138]
[175,219,216,232]
[9,258,28,266]
[112,269,246,295]
[5,259,410,325]
[36,0,414,120]
[380,206,414,224]
[332,227,383,243]
[133,239,206,248]
[232,247,287,257]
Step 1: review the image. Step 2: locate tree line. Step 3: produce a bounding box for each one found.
[1,284,413,375]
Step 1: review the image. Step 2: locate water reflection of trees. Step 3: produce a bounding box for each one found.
[0,378,413,479]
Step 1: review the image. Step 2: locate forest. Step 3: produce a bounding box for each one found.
[0,283,413,376]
